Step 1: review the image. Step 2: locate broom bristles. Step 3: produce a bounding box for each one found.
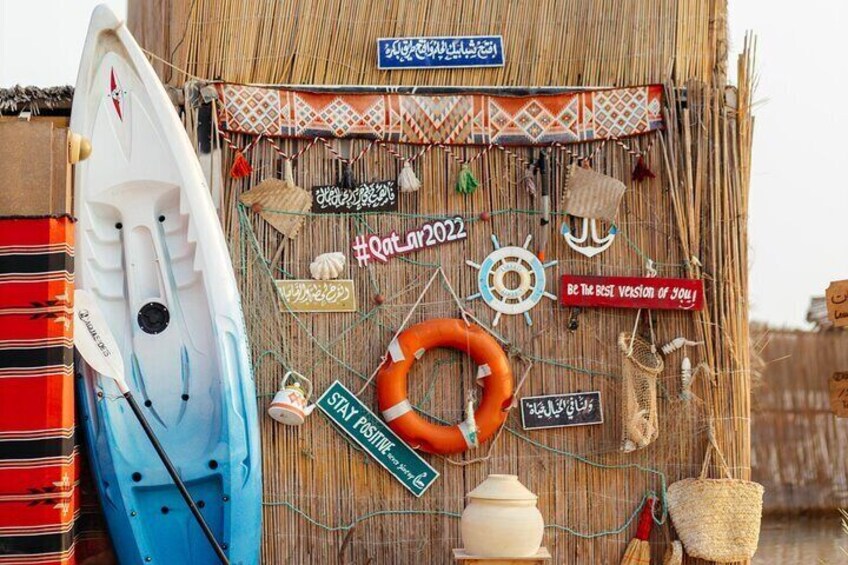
[620,539,651,565]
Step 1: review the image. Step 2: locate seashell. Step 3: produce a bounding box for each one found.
[309,252,346,280]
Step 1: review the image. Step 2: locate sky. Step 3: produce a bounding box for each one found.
[0,1,842,328]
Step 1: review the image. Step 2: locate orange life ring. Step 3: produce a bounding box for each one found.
[376,318,514,455]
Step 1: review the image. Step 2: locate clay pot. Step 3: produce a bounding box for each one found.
[460,474,544,557]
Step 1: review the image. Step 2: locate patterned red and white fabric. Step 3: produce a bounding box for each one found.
[214,84,664,146]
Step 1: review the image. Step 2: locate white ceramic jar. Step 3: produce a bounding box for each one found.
[460,474,544,557]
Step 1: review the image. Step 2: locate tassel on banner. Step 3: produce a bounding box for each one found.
[631,155,655,182]
[398,161,421,193]
[340,161,355,189]
[229,150,253,179]
[283,158,295,186]
[519,163,537,197]
[455,164,480,195]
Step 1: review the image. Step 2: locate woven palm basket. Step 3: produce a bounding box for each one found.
[667,429,764,563]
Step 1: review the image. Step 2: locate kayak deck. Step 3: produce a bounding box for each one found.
[73,6,261,564]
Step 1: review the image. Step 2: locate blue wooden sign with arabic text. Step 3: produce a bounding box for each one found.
[377,35,505,70]
[520,391,604,430]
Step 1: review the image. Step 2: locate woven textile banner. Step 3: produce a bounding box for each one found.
[0,217,77,565]
[214,84,664,146]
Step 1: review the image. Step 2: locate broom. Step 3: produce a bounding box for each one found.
[620,496,656,565]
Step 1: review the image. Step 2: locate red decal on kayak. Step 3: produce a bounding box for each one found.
[109,68,123,120]
[560,275,704,311]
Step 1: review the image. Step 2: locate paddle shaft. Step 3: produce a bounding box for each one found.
[123,392,230,565]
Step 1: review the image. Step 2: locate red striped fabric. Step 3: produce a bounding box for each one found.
[0,217,78,565]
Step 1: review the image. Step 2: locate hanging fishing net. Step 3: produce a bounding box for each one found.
[618,332,664,452]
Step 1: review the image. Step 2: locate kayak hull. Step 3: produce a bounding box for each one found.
[71,6,261,564]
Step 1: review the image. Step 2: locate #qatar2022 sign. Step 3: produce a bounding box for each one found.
[377,35,505,70]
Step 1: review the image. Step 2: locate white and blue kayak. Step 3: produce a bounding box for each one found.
[71,5,261,564]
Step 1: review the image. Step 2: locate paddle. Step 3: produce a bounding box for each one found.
[73,290,230,565]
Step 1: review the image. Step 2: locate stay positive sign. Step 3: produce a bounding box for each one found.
[316,380,439,497]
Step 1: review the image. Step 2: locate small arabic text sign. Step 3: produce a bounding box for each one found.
[826,280,848,328]
[520,392,603,430]
[276,280,357,312]
[312,180,398,214]
[830,371,848,418]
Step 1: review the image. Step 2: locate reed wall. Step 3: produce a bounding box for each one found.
[128,2,754,563]
[751,328,848,515]
[129,0,728,88]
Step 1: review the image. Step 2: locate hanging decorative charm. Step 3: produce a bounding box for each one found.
[631,155,656,182]
[456,164,480,194]
[620,497,656,565]
[268,371,315,425]
[536,150,552,261]
[680,356,694,401]
[560,163,626,258]
[466,234,557,326]
[309,252,346,280]
[397,161,421,192]
[339,161,355,189]
[663,540,684,565]
[239,160,311,238]
[229,149,253,179]
[660,337,701,356]
[518,163,537,197]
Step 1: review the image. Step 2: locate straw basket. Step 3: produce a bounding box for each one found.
[666,429,764,562]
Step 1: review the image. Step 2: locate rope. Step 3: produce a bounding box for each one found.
[228,131,684,542]
[354,267,444,395]
[263,490,658,539]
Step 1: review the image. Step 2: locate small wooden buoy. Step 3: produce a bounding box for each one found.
[68,132,92,164]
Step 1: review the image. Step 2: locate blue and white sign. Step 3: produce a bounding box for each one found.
[377,35,505,70]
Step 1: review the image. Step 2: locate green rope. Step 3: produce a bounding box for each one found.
[238,198,676,540]
[261,491,657,538]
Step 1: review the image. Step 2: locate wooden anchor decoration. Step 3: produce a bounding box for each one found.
[560,218,618,258]
[560,164,626,258]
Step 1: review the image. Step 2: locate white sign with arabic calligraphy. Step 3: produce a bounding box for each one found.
[519,392,603,430]
[377,35,505,70]
[276,280,357,313]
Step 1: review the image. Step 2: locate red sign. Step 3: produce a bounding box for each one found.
[560,275,704,311]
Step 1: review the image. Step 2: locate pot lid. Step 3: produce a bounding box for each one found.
[467,474,538,501]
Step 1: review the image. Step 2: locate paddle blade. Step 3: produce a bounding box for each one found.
[74,289,128,392]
